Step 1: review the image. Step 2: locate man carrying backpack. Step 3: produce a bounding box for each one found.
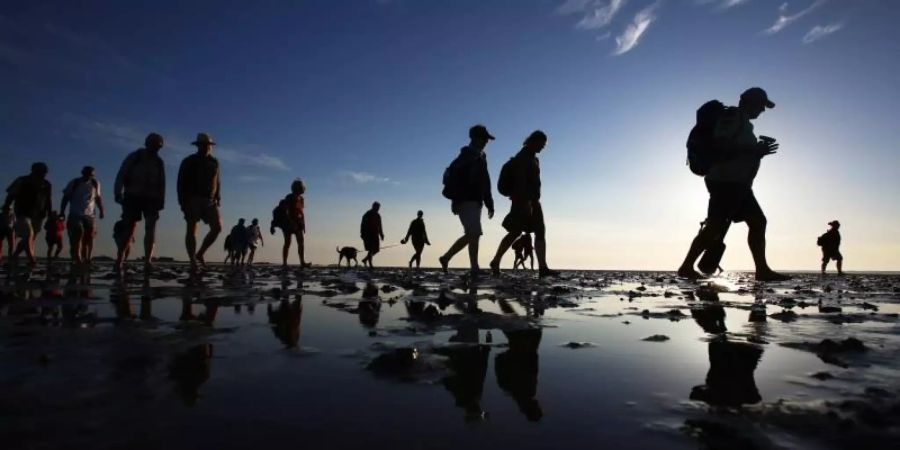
[439,125,495,278]
[818,220,843,275]
[61,166,105,266]
[489,130,557,278]
[677,87,789,282]
[113,133,165,273]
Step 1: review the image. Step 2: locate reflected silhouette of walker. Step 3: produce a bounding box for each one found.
[690,338,763,408]
[495,328,543,421]
[267,295,303,348]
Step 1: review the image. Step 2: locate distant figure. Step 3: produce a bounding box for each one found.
[223,233,235,265]
[246,218,264,266]
[818,220,843,275]
[677,87,789,282]
[3,162,52,267]
[490,131,557,278]
[401,210,431,269]
[113,217,135,263]
[177,133,222,271]
[0,209,14,266]
[44,211,65,264]
[512,233,534,270]
[60,166,105,265]
[273,179,307,268]
[360,202,384,268]
[228,218,248,266]
[113,133,166,273]
[439,125,496,278]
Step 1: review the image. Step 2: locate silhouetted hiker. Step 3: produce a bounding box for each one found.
[401,210,431,269]
[60,166,105,266]
[228,218,248,266]
[818,220,843,275]
[113,133,165,273]
[0,209,14,266]
[3,162,52,267]
[677,87,789,282]
[178,133,222,271]
[489,131,557,278]
[360,202,384,268]
[44,211,65,264]
[272,179,307,268]
[113,217,134,263]
[439,125,496,278]
[267,296,303,348]
[223,233,235,265]
[512,232,534,270]
[246,218,264,266]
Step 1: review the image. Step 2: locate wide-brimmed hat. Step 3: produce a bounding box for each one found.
[191,132,216,146]
[828,220,840,228]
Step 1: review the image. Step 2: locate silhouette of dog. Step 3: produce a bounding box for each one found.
[337,246,359,267]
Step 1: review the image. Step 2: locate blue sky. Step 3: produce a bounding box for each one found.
[2,0,898,270]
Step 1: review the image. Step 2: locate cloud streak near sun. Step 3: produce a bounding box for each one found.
[613,3,659,55]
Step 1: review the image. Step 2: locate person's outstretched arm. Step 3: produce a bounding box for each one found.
[481,159,494,218]
[402,221,413,243]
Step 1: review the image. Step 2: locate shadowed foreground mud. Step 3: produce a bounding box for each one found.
[1,263,898,449]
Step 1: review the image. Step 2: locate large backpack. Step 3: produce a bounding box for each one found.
[686,100,726,176]
[497,157,518,198]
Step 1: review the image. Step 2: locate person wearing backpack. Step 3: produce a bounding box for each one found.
[113,133,165,273]
[677,87,789,282]
[818,220,843,275]
[274,179,307,269]
[489,130,557,278]
[438,125,496,278]
[60,166,105,266]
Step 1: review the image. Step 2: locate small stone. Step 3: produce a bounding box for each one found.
[642,334,670,342]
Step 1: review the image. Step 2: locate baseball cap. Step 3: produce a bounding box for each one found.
[469,125,495,141]
[741,87,775,108]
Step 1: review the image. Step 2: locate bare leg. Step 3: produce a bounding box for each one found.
[282,230,292,266]
[196,219,222,264]
[69,226,84,265]
[466,235,480,271]
[144,217,158,269]
[443,235,469,261]
[747,215,789,281]
[489,232,519,272]
[116,221,138,271]
[535,232,548,271]
[296,232,305,266]
[185,220,199,268]
[821,260,827,273]
[837,259,843,275]
[678,221,726,278]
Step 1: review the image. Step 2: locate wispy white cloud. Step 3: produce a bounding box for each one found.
[802,22,843,44]
[764,0,827,34]
[63,114,290,171]
[612,2,659,56]
[694,0,751,10]
[559,0,630,30]
[338,170,397,185]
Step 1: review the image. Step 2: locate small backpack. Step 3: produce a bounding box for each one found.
[442,154,471,200]
[271,199,288,230]
[816,234,825,246]
[686,100,726,176]
[497,157,517,198]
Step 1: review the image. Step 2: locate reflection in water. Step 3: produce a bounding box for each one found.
[169,343,214,407]
[439,344,491,422]
[495,328,543,422]
[691,304,726,334]
[268,295,303,348]
[359,282,381,328]
[690,338,763,407]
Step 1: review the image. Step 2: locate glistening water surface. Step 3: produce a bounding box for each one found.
[1,264,898,449]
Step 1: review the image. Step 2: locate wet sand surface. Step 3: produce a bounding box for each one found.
[1,263,898,450]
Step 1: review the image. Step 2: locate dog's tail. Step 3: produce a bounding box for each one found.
[336,246,341,253]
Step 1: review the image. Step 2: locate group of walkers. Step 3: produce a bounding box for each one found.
[1,86,845,278]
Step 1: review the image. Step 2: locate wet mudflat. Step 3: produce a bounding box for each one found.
[1,264,898,450]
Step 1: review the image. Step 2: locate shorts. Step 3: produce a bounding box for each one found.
[15,216,42,237]
[67,215,96,235]
[502,200,545,235]
[455,201,483,236]
[123,195,161,223]
[822,250,843,262]
[363,236,380,253]
[182,196,221,225]
[705,180,765,225]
